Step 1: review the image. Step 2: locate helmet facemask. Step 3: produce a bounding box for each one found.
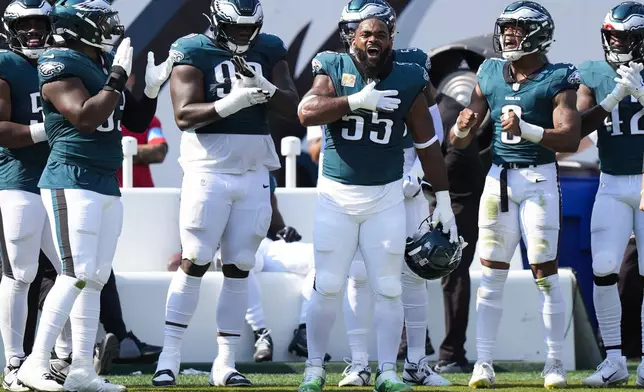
[96,11,124,52]
[5,15,51,58]
[209,0,263,55]
[493,18,551,61]
[602,27,644,68]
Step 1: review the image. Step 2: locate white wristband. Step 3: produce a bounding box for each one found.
[29,123,47,143]
[214,94,242,118]
[451,123,470,139]
[519,119,544,143]
[261,79,277,98]
[347,93,362,112]
[600,94,620,112]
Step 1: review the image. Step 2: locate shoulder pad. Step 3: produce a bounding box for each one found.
[169,34,208,67]
[311,51,341,77]
[396,47,431,73]
[37,49,82,82]
[254,33,288,64]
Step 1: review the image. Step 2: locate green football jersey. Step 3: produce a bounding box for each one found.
[37,48,125,197]
[393,48,431,149]
[578,60,644,175]
[478,58,580,165]
[0,49,49,194]
[169,33,287,135]
[312,51,428,186]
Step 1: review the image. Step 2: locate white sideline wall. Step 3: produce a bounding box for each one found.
[113,188,524,273]
[111,270,577,370]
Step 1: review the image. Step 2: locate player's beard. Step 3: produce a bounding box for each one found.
[353,45,392,79]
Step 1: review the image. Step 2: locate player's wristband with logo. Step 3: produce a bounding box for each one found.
[29,123,47,143]
[103,65,128,93]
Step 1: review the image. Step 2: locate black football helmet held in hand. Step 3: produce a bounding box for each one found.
[404,219,466,281]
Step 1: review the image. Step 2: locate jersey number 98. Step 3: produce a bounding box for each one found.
[501,105,522,145]
[214,60,263,98]
[341,112,394,144]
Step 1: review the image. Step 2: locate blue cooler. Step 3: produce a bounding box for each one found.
[520,163,600,331]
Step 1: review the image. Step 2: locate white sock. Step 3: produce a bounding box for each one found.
[401,274,428,364]
[343,276,371,364]
[31,275,81,367]
[162,269,202,360]
[245,272,266,331]
[0,277,29,362]
[374,293,404,368]
[69,284,101,370]
[306,288,340,361]
[536,275,566,361]
[54,320,73,359]
[476,266,508,364]
[593,282,622,360]
[214,277,248,368]
[299,270,314,324]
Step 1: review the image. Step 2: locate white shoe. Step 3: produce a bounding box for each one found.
[402,356,452,386]
[582,357,628,387]
[3,356,30,392]
[542,358,567,389]
[63,367,126,392]
[636,361,644,387]
[338,358,371,386]
[151,350,181,387]
[469,361,495,388]
[209,364,252,387]
[16,356,63,392]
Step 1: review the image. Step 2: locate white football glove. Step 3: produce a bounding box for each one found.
[616,62,644,104]
[432,190,458,243]
[214,77,270,118]
[112,37,133,77]
[347,81,400,113]
[231,55,277,97]
[143,52,175,99]
[402,175,422,198]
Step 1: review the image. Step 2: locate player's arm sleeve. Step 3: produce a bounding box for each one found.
[121,89,157,134]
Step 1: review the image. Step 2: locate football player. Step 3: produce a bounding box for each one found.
[450,1,581,388]
[297,11,458,392]
[330,0,451,388]
[0,1,62,390]
[17,1,174,391]
[151,0,298,388]
[576,1,644,387]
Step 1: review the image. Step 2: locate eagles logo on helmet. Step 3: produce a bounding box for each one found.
[404,218,467,281]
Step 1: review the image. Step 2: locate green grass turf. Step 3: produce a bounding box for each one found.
[96,361,642,391]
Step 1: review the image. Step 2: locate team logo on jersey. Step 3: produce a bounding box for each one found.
[422,68,430,82]
[341,73,356,87]
[169,49,184,63]
[567,69,581,85]
[311,58,322,73]
[38,62,65,77]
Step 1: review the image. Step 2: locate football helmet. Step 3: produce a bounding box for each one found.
[601,1,644,68]
[339,0,396,50]
[493,1,554,61]
[2,0,52,59]
[404,218,466,281]
[208,0,263,54]
[49,0,124,52]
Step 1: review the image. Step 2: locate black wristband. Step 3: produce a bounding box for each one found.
[103,65,128,93]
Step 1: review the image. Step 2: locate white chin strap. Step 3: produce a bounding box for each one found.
[607,51,633,64]
[502,50,527,61]
[20,47,45,59]
[226,41,249,54]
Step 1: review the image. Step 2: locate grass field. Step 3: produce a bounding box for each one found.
[96,361,642,391]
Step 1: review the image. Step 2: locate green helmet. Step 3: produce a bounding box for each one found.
[2,0,52,59]
[50,0,124,52]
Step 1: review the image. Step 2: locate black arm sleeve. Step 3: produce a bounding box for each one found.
[121,89,157,133]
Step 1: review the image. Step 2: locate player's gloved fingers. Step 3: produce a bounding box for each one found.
[380,89,399,97]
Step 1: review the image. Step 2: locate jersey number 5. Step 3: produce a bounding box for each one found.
[214,60,263,98]
[501,104,522,145]
[30,92,43,124]
[341,112,394,144]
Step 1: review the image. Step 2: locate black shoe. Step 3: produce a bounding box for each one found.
[253,328,273,362]
[288,325,331,362]
[434,359,472,374]
[49,352,72,384]
[114,331,162,364]
[93,333,120,375]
